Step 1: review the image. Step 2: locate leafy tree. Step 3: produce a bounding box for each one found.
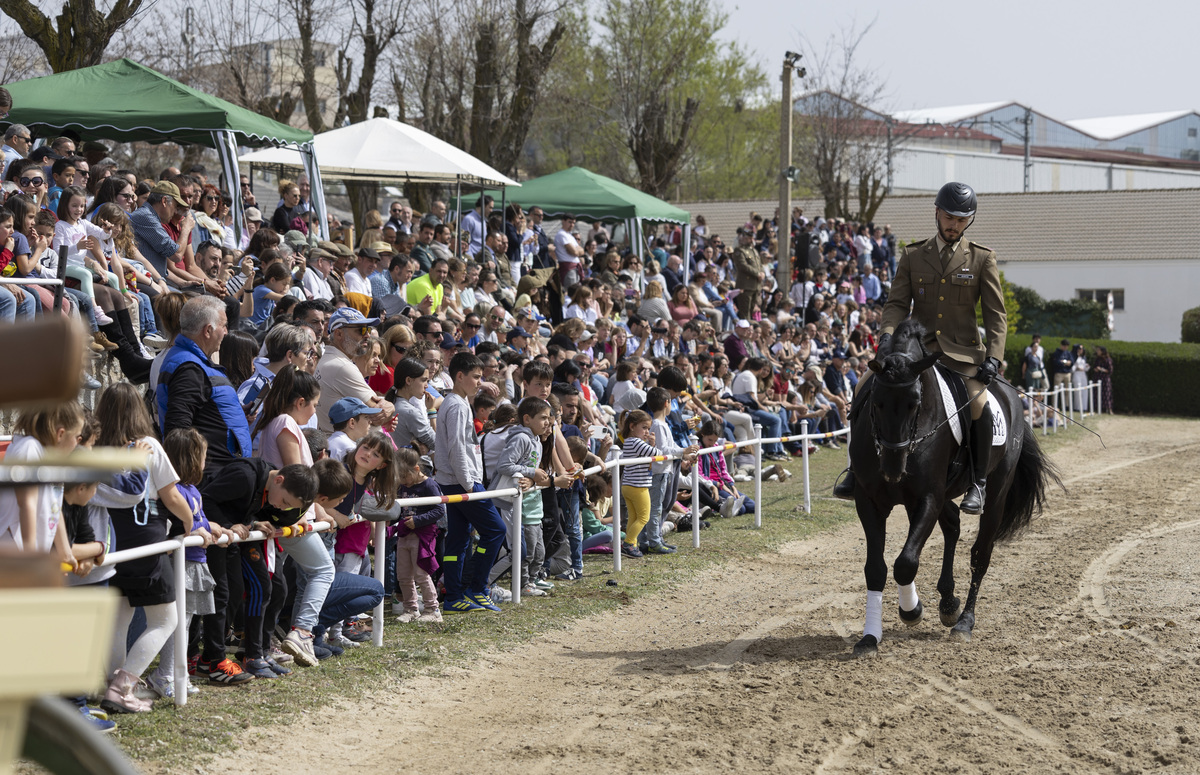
[593,0,764,198]
[976,270,1021,338]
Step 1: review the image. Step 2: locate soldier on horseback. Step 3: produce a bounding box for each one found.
[835,182,1007,514]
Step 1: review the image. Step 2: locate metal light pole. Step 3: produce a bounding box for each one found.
[777,52,805,294]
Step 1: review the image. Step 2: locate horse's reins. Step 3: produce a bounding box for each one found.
[871,373,987,455]
[994,375,1107,449]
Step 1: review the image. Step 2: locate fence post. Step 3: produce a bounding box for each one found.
[801,432,811,515]
[511,491,523,605]
[1042,389,1048,435]
[753,424,762,529]
[690,460,700,549]
[172,542,188,708]
[372,521,385,647]
[611,460,622,573]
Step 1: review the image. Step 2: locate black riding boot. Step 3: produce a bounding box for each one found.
[959,404,993,515]
[833,469,856,500]
[832,378,872,501]
[102,309,152,384]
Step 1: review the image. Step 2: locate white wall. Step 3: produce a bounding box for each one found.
[891,146,1200,194]
[998,259,1200,342]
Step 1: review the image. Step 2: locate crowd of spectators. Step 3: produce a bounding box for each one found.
[0,104,929,734]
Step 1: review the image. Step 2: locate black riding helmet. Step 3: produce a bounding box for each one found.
[934,182,977,218]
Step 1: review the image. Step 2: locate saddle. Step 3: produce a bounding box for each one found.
[931,363,1008,448]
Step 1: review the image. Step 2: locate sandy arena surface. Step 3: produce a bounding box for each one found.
[206,416,1200,774]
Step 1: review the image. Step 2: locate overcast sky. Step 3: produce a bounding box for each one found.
[716,0,1195,121]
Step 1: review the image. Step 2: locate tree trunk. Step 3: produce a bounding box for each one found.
[0,0,143,72]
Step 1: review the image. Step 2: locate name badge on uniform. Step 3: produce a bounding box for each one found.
[918,287,925,297]
[955,272,974,280]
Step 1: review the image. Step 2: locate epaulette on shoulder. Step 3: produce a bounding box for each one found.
[904,238,928,250]
[969,241,993,252]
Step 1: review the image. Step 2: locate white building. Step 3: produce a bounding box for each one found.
[675,189,1200,343]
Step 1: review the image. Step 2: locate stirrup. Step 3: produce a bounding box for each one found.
[833,468,856,501]
[960,480,986,514]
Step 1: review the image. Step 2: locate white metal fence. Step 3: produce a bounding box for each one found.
[38,379,1104,708]
[55,423,850,707]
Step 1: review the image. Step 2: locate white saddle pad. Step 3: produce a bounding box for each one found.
[932,367,1007,447]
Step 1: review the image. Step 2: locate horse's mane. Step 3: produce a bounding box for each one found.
[892,319,928,358]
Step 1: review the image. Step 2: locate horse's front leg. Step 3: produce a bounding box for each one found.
[891,494,943,628]
[937,500,963,627]
[853,495,889,658]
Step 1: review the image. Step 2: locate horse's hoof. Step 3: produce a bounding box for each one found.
[898,601,924,627]
[939,597,962,628]
[951,624,972,642]
[852,635,879,658]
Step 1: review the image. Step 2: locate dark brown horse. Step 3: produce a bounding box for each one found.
[845,319,1060,656]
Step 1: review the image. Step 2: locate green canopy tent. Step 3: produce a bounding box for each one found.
[454,166,692,280]
[3,58,323,240]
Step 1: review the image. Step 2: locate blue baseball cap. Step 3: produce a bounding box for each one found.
[328,397,382,425]
[506,325,530,344]
[327,307,380,334]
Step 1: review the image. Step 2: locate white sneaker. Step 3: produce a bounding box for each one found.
[662,521,676,536]
[145,671,174,699]
[417,608,442,623]
[734,474,751,482]
[142,332,168,349]
[521,585,548,597]
[95,309,113,326]
[394,610,420,623]
[720,495,738,519]
[766,473,780,482]
[327,632,360,648]
[490,586,512,603]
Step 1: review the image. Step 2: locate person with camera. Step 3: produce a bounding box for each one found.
[834,182,1007,515]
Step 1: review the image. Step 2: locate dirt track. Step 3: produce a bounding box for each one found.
[209,416,1200,774]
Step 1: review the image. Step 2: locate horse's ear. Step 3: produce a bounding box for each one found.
[914,352,940,373]
[868,358,883,374]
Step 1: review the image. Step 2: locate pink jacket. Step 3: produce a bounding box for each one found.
[698,450,734,488]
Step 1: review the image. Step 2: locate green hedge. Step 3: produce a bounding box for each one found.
[1009,284,1109,340]
[1183,306,1200,343]
[1004,336,1200,417]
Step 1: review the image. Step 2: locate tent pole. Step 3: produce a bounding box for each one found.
[213,130,244,248]
[300,141,329,241]
[455,177,462,260]
[682,223,692,285]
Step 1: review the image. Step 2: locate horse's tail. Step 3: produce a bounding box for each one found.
[995,421,1064,542]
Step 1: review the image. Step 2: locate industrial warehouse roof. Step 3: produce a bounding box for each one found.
[674,189,1200,263]
[1065,110,1200,140]
[891,101,1020,125]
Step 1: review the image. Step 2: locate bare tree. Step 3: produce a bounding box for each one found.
[392,0,567,177]
[794,21,891,222]
[0,0,146,72]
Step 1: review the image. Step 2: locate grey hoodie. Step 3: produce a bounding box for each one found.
[485,424,542,495]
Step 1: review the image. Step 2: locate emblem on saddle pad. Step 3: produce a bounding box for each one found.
[932,367,1008,447]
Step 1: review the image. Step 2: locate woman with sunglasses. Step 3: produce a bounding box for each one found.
[193,183,226,247]
[90,176,138,217]
[7,159,48,208]
[368,322,414,394]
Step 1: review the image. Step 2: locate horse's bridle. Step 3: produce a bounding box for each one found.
[870,375,922,454]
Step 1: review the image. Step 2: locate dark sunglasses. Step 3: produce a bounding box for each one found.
[19,176,44,187]
[462,322,480,330]
[204,195,220,202]
[391,343,408,354]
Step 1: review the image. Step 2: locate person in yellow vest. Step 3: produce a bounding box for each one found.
[834,182,1006,514]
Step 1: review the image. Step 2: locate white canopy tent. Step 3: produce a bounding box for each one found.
[239,117,519,188]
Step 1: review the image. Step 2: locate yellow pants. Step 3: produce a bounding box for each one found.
[621,485,651,547]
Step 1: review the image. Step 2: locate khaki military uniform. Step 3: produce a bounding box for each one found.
[731,245,762,319]
[880,235,1007,419]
